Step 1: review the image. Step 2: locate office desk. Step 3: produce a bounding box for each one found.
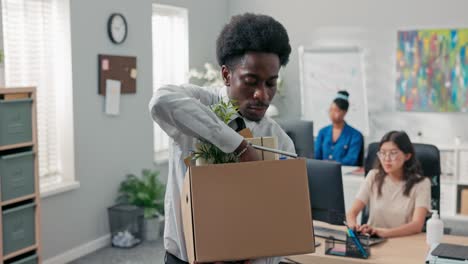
[287,222,468,264]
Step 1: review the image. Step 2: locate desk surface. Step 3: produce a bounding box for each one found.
[287,222,468,264]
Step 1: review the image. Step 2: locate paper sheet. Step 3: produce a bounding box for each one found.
[105,79,121,115]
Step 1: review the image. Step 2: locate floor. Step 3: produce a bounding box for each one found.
[70,239,165,264]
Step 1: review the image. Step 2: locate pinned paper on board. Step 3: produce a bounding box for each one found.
[102,59,109,71]
[105,79,121,115]
[130,68,137,79]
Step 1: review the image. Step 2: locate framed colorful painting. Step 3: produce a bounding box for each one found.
[396,29,468,112]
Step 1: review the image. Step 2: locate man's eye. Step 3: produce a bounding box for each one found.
[266,80,277,87]
[244,78,257,85]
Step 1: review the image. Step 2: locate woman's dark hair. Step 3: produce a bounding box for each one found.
[373,131,424,197]
[333,90,350,111]
[216,13,291,69]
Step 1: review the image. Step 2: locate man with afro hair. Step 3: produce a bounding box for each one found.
[150,13,294,264]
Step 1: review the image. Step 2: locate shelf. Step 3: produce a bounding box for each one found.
[0,87,34,94]
[440,180,459,185]
[442,214,468,221]
[436,144,468,151]
[1,87,40,264]
[2,245,37,261]
[0,142,34,151]
[1,194,36,207]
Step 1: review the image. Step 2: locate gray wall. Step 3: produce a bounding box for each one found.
[228,0,468,144]
[41,0,468,260]
[40,0,228,260]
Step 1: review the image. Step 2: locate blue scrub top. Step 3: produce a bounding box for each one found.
[314,123,363,166]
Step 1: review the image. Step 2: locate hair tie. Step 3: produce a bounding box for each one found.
[335,94,349,101]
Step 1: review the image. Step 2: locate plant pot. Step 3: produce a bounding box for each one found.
[195,157,210,166]
[143,215,164,241]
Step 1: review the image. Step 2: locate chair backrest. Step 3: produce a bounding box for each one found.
[357,138,365,167]
[362,142,441,225]
[276,119,314,159]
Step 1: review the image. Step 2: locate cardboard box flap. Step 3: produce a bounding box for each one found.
[185,159,314,262]
[181,170,196,261]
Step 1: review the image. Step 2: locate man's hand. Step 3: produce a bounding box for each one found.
[239,144,260,162]
[234,140,260,162]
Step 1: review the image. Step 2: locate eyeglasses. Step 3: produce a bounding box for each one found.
[376,150,400,161]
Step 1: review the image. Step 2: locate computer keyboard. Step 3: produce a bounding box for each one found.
[313,226,386,246]
[314,226,347,241]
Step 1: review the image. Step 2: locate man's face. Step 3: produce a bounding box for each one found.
[222,52,280,121]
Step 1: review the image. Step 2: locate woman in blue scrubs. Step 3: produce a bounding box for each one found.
[315,91,363,166]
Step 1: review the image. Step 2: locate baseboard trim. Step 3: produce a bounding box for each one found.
[43,234,110,264]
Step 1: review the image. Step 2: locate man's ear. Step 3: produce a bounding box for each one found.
[221,65,231,86]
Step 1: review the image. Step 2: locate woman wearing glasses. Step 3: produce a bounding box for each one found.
[314,91,364,166]
[346,131,431,238]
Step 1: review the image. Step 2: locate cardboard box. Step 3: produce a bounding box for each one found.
[461,189,468,216]
[181,158,315,263]
[245,137,278,160]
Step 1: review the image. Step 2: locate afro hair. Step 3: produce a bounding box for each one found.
[216,13,291,69]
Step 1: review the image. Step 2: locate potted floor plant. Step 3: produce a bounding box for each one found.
[117,169,165,241]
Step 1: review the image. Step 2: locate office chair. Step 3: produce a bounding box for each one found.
[361,142,441,225]
[357,138,365,167]
[276,119,314,158]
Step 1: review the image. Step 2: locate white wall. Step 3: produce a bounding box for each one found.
[228,0,468,144]
[40,0,229,260]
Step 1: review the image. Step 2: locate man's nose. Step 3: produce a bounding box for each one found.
[253,85,270,102]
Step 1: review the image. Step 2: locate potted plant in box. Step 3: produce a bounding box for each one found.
[117,169,165,241]
[193,100,240,165]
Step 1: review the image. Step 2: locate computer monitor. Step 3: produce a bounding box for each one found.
[306,158,346,226]
[276,119,314,159]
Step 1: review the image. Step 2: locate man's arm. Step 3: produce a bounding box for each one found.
[149,84,243,153]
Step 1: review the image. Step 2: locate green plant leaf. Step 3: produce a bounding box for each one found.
[193,99,240,165]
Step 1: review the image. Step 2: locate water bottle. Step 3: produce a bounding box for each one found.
[426,210,444,246]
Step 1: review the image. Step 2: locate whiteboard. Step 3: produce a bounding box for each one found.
[299,46,369,136]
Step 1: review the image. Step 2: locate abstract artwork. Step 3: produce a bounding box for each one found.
[396,29,468,112]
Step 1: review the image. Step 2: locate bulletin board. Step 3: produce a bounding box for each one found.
[298,46,369,136]
[98,54,137,95]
